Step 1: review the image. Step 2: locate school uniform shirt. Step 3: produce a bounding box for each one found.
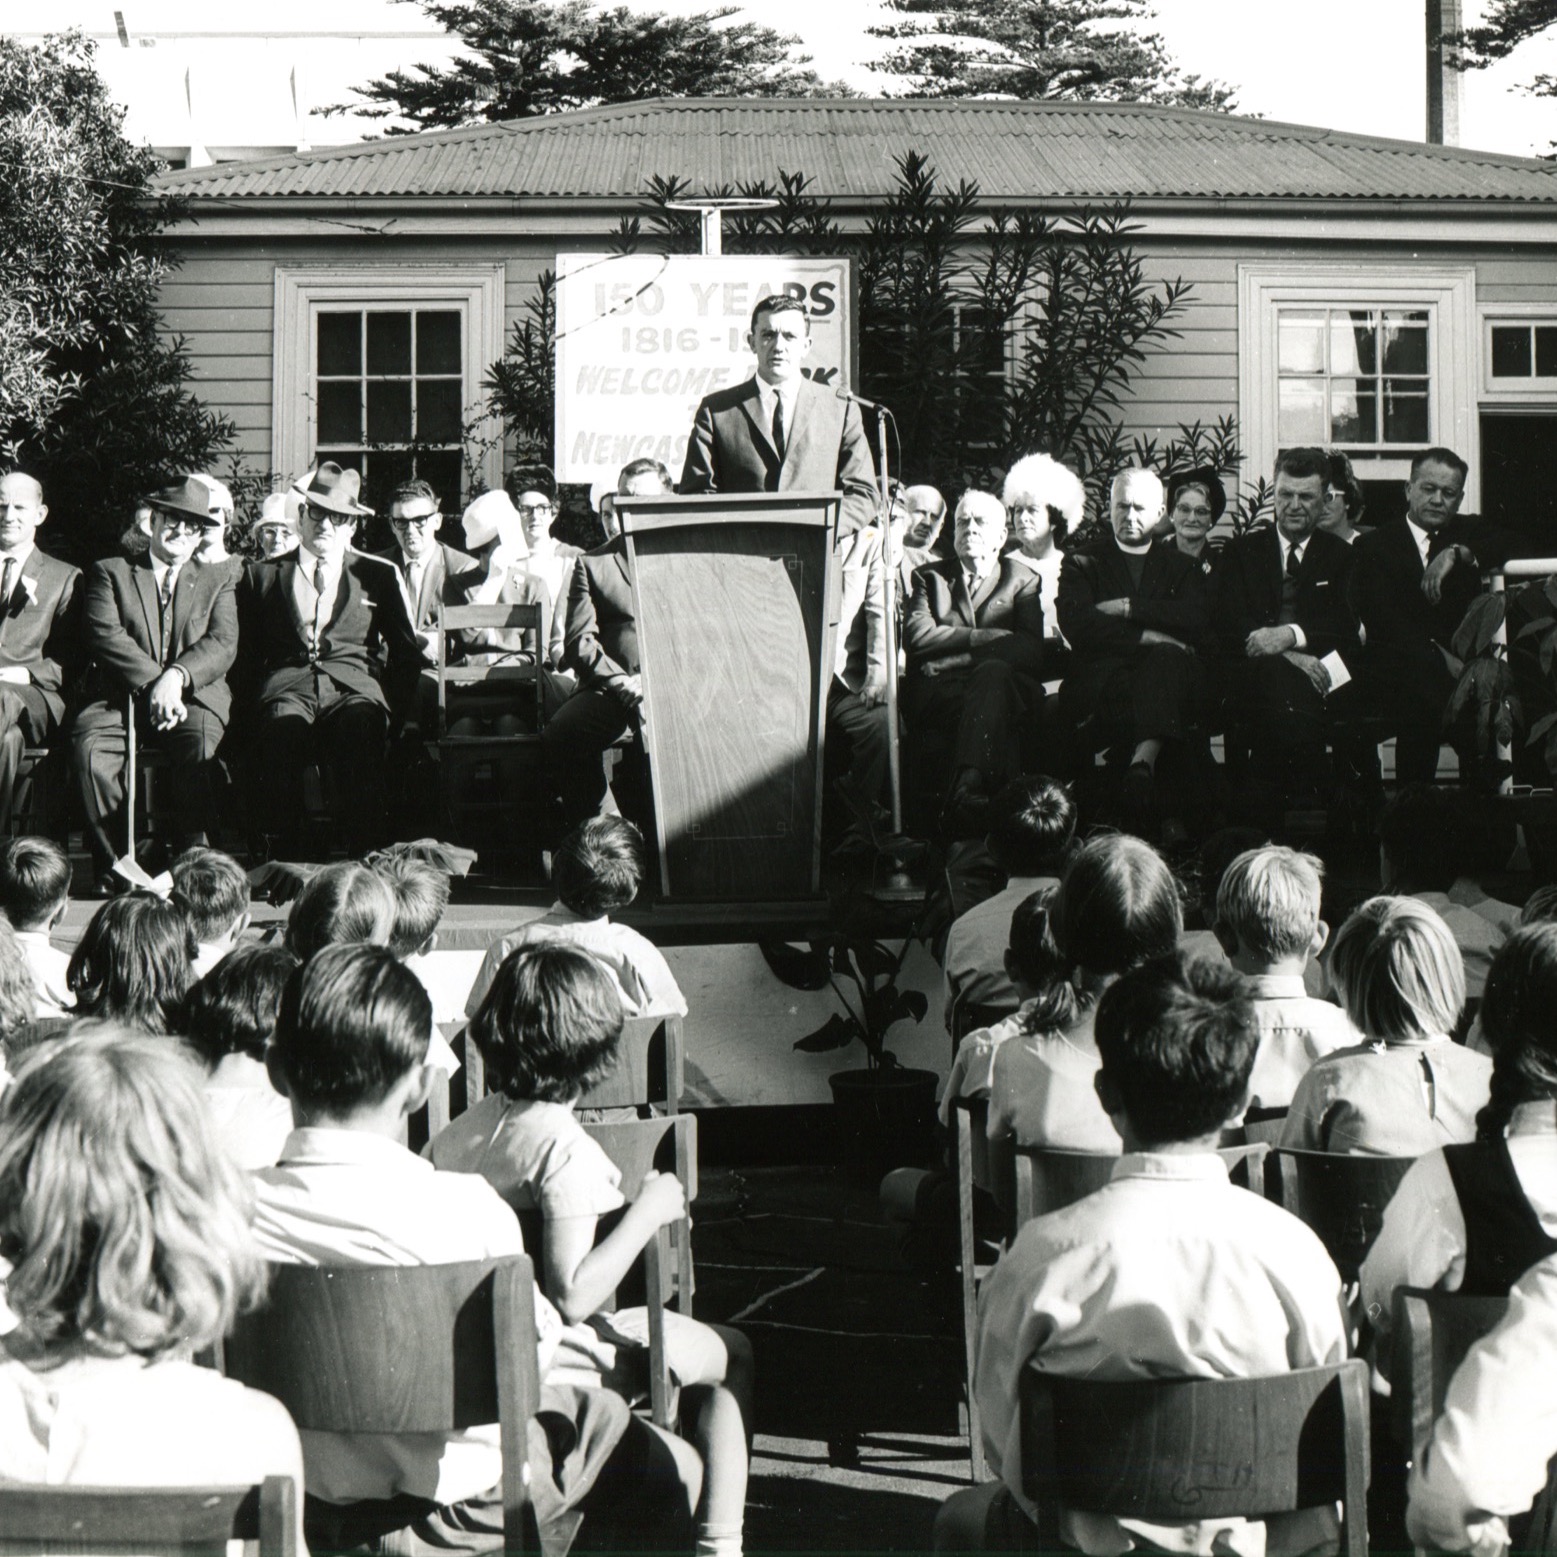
[1360,1101,1557,1373]
[941,874,1058,1028]
[13,930,70,1017]
[1279,1035,1493,1157]
[202,1052,293,1171]
[939,1008,1029,1126]
[465,904,687,1021]
[986,1005,1122,1154]
[1408,1253,1557,1557]
[191,939,230,980]
[976,1151,1349,1556]
[1243,976,1362,1113]
[251,1126,564,1507]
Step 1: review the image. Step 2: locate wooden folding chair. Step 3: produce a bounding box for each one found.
[580,1114,699,1430]
[951,1094,994,1481]
[0,1476,297,1555]
[579,1011,685,1115]
[1268,1149,1416,1283]
[1390,1285,1511,1462]
[223,1256,540,1555]
[1020,1358,1372,1557]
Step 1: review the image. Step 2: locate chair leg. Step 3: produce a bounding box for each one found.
[956,1113,987,1482]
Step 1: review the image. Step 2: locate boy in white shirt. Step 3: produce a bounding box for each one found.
[170,845,251,978]
[0,834,73,1015]
[1213,845,1359,1112]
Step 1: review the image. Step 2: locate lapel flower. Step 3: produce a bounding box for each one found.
[19,576,37,606]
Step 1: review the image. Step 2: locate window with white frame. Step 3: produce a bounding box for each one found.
[273,266,505,518]
[1482,312,1557,397]
[1239,266,1478,509]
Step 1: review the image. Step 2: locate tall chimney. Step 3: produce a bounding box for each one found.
[1427,0,1463,145]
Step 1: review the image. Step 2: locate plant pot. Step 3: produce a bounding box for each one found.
[828,1066,939,1180]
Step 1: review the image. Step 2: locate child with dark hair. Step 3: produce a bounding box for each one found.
[987,833,1182,1154]
[0,1029,304,1536]
[465,815,686,1021]
[170,846,251,977]
[1362,922,1557,1375]
[65,892,195,1037]
[431,941,751,1557]
[941,952,1348,1555]
[0,834,73,1014]
[942,774,1075,1030]
[184,943,298,1169]
[255,944,698,1557]
[282,860,396,962]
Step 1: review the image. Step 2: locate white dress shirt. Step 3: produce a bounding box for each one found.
[1242,973,1361,1112]
[1408,1253,1557,1557]
[976,1151,1348,1555]
[1407,518,1434,567]
[15,929,71,1017]
[942,874,1058,1026]
[290,548,343,644]
[753,373,800,452]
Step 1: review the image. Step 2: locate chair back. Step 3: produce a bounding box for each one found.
[1270,1149,1416,1282]
[948,993,1015,1046]
[435,600,547,740]
[224,1256,538,1551]
[1390,1286,1511,1460]
[1020,1359,1371,1557]
[952,1095,993,1481]
[1235,1107,1290,1148]
[578,1012,684,1114]
[0,1477,297,1556]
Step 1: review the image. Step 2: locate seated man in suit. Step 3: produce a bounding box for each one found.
[0,472,81,833]
[1351,446,1511,786]
[680,293,877,537]
[236,463,421,859]
[545,457,666,834]
[1216,447,1360,819]
[827,524,892,861]
[889,483,946,614]
[71,477,237,884]
[377,478,479,659]
[903,490,1045,838]
[1057,467,1211,811]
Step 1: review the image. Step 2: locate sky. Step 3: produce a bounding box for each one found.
[5,0,1556,156]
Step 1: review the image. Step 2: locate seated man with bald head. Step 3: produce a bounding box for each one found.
[890,483,946,611]
[1057,467,1211,812]
[903,490,1045,837]
[0,472,81,830]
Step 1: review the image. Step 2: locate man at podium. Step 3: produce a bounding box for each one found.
[679,294,877,536]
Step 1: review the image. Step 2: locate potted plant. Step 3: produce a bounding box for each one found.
[759,936,937,1177]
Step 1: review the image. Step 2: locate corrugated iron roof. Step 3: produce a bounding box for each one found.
[156,97,1557,205]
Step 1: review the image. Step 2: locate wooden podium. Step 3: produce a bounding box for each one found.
[615,491,840,903]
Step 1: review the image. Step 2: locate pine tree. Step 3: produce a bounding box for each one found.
[1452,0,1557,100]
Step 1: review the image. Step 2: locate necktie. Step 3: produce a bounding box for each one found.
[0,558,16,614]
[1285,542,1301,581]
[158,566,178,664]
[312,561,328,653]
[771,393,786,460]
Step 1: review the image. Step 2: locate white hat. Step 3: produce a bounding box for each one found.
[192,472,234,520]
[462,489,527,553]
[258,491,301,533]
[589,478,614,515]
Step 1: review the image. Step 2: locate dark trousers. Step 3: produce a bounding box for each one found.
[256,675,389,856]
[1064,643,1204,753]
[0,684,57,831]
[542,687,646,834]
[1364,643,1459,785]
[1224,653,1328,803]
[902,659,1032,796]
[71,698,224,872]
[825,679,892,836]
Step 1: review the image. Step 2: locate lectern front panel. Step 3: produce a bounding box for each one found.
[619,493,840,902]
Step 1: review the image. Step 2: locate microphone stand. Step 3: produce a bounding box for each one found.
[863,401,904,837]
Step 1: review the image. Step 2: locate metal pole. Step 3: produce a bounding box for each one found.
[701,209,721,257]
[874,409,903,833]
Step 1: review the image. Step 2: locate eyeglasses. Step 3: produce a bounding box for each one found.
[390,512,439,528]
[305,506,358,529]
[516,502,552,517]
[159,515,207,535]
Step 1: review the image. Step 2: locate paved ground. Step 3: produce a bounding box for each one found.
[691,1167,974,1555]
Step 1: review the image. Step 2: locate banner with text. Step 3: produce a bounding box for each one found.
[554,253,855,484]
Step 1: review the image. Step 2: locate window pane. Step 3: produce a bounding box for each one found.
[1490,326,1532,378]
[361,450,414,517]
[417,311,462,375]
[1382,322,1429,375]
[1329,382,1376,444]
[1329,318,1366,376]
[366,380,412,443]
[1537,327,1557,378]
[1278,313,1326,373]
[1383,385,1430,443]
[1344,311,1379,374]
[415,449,464,516]
[367,313,412,376]
[416,379,464,444]
[317,312,361,377]
[1278,378,1325,443]
[316,381,362,445]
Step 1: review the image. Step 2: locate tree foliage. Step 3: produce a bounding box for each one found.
[0,31,231,558]
[347,0,841,132]
[870,0,1236,109]
[1451,0,1557,98]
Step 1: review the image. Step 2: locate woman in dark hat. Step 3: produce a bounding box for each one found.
[1164,465,1228,582]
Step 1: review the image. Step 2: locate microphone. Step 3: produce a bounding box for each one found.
[836,386,890,414]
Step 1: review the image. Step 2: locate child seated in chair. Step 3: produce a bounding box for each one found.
[986,833,1182,1156]
[1213,845,1359,1112]
[1361,922,1557,1380]
[171,845,251,978]
[370,852,467,1024]
[940,952,1349,1555]
[1281,896,1492,1156]
[431,940,750,1557]
[0,835,72,1015]
[253,943,699,1557]
[0,1029,305,1547]
[466,816,686,1021]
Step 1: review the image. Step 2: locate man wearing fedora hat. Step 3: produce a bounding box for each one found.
[235,462,420,858]
[71,476,238,883]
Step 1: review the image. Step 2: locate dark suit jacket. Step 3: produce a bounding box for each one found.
[373,542,481,635]
[902,557,1045,679]
[237,550,421,717]
[1215,526,1358,664]
[679,375,877,535]
[1057,537,1211,660]
[563,540,637,688]
[80,556,238,721]
[1351,514,1512,664]
[0,548,82,723]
